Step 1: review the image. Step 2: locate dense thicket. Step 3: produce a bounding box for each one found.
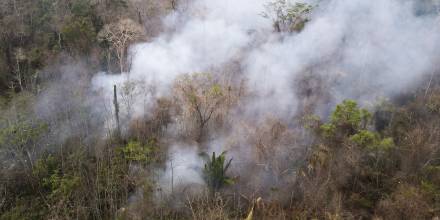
[0,0,168,95]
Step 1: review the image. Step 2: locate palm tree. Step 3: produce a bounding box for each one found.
[202,151,234,193]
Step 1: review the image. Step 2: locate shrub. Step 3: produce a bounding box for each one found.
[320,100,371,139]
[120,140,156,164]
[202,151,234,193]
[61,17,97,53]
[350,130,394,151]
[378,184,432,219]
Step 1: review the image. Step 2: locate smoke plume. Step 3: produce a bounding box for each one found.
[89,0,440,199]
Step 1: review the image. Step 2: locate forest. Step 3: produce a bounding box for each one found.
[1,0,440,219]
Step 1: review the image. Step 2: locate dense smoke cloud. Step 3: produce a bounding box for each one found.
[90,0,440,197]
[94,0,440,121]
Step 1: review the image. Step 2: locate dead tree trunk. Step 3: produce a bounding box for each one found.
[113,85,121,138]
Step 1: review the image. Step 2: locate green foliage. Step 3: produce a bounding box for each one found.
[44,171,80,200]
[320,100,371,138]
[32,154,80,202]
[301,100,400,219]
[318,100,395,161]
[421,163,440,204]
[330,100,371,130]
[120,140,156,163]
[210,84,223,96]
[320,123,336,138]
[421,180,440,198]
[350,130,394,151]
[202,151,234,193]
[0,120,48,153]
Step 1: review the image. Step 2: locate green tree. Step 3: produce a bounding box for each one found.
[320,99,371,139]
[202,151,234,193]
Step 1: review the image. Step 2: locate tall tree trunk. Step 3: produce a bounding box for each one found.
[113,85,121,138]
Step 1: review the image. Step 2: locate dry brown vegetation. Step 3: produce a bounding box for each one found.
[1,0,440,220]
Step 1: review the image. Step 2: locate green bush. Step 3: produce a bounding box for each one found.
[202,151,234,193]
[120,140,156,164]
[350,130,394,151]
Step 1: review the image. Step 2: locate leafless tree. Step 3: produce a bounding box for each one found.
[98,18,145,73]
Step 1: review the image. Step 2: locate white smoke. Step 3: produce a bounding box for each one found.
[91,0,440,194]
[157,144,205,195]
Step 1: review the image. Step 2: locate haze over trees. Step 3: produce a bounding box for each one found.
[2,0,440,219]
